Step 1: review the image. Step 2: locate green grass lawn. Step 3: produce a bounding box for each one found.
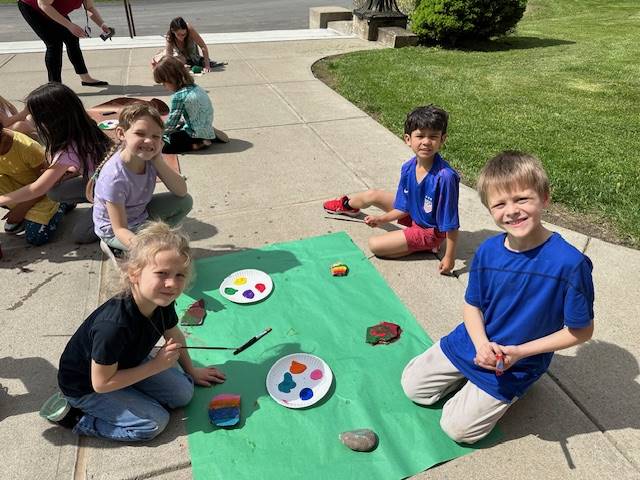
[314,0,640,248]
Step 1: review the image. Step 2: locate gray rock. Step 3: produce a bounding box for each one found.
[339,428,379,452]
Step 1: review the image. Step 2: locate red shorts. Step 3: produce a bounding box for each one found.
[398,215,446,253]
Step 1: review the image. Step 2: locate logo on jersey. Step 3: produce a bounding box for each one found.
[423,196,433,214]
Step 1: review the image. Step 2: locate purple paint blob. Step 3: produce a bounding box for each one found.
[310,369,323,380]
[242,290,255,299]
[299,388,313,401]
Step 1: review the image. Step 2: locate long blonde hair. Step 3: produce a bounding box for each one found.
[85,103,164,203]
[118,221,193,296]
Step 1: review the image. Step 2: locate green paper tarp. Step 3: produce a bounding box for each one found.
[177,232,491,479]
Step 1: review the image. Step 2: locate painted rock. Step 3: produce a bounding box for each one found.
[180,298,206,326]
[208,394,241,427]
[330,262,349,277]
[339,429,378,452]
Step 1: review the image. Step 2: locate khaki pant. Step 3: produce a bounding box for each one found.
[401,341,516,444]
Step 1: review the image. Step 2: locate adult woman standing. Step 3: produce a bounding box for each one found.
[18,0,111,85]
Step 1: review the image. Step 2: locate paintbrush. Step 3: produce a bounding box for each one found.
[233,327,272,355]
[323,215,366,224]
[178,327,273,354]
[179,346,235,350]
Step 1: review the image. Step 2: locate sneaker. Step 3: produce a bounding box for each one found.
[4,221,25,234]
[323,195,360,217]
[100,239,125,268]
[39,391,83,429]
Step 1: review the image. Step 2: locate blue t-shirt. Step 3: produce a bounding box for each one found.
[440,232,594,402]
[393,154,459,232]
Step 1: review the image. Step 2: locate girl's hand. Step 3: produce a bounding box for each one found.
[153,337,181,371]
[191,366,226,387]
[473,341,502,370]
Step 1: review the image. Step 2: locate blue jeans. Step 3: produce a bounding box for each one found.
[67,363,194,442]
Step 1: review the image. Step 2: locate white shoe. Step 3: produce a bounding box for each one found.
[100,240,125,268]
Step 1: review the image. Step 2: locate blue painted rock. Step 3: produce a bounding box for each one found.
[208,394,241,427]
[339,429,378,452]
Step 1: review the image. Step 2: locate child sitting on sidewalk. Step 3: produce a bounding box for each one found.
[401,151,595,444]
[153,56,217,154]
[89,103,192,259]
[323,105,459,274]
[53,221,226,441]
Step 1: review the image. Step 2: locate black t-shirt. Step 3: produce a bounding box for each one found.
[58,295,178,398]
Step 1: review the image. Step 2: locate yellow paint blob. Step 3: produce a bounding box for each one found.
[233,277,247,286]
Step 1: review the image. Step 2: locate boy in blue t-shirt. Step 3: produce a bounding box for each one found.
[401,151,594,444]
[323,105,460,274]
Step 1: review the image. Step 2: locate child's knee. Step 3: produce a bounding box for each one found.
[439,413,486,445]
[364,189,385,202]
[368,236,383,256]
[401,378,440,406]
[25,229,50,246]
[129,408,170,441]
[167,382,194,409]
[400,363,439,405]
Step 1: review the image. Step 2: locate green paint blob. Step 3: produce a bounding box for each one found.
[224,287,237,295]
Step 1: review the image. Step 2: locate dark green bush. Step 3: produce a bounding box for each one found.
[410,0,527,45]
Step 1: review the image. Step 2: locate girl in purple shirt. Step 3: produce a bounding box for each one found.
[90,104,192,257]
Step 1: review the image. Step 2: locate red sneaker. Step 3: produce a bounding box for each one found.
[323,196,360,217]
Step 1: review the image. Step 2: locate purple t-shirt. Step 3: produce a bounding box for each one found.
[92,150,157,238]
[51,144,95,176]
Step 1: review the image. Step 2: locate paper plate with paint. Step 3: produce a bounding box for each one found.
[266,353,333,409]
[219,269,273,304]
[98,119,119,130]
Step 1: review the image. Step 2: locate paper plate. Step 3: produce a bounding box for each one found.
[98,119,119,130]
[266,353,333,408]
[219,269,273,304]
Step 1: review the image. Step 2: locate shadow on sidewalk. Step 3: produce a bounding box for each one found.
[76,84,167,98]
[501,340,639,469]
[0,356,59,422]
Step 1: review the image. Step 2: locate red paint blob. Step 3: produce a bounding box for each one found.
[255,283,266,293]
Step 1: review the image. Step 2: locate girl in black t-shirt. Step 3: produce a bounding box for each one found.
[55,221,226,441]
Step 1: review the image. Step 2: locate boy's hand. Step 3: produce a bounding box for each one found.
[364,215,383,228]
[500,345,524,371]
[438,256,455,275]
[191,366,226,387]
[473,341,502,370]
[154,337,181,371]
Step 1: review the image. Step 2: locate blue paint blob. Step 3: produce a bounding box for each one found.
[299,387,313,401]
[242,290,255,299]
[278,372,296,393]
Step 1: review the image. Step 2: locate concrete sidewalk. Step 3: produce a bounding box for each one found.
[1,35,639,480]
